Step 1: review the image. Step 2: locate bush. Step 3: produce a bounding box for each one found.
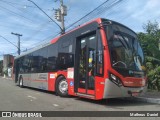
[146,57,160,91]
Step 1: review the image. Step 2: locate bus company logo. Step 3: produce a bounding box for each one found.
[38,73,47,80]
[2,112,11,117]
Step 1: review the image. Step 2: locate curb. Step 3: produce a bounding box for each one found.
[125,97,160,104]
[0,77,12,80]
[134,97,160,104]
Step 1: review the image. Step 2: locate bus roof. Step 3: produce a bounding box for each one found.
[15,18,101,59]
[15,18,136,59]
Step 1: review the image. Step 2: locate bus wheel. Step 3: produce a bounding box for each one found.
[19,77,23,88]
[56,77,68,97]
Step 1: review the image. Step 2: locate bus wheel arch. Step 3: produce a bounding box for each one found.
[55,75,68,97]
[19,75,23,88]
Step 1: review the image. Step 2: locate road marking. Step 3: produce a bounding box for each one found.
[27,95,37,99]
[53,104,59,107]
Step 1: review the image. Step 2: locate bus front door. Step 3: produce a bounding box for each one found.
[75,33,96,97]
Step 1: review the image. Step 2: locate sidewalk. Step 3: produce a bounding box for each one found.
[0,76,12,80]
[127,91,160,104]
[141,91,160,99]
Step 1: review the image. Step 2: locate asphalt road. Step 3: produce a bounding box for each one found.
[0,77,159,120]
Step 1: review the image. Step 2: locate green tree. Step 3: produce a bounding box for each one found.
[138,20,160,91]
[138,21,160,59]
[143,21,159,35]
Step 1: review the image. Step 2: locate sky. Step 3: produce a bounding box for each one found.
[0,0,160,60]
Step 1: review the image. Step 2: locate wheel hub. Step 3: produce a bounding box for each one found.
[59,80,68,93]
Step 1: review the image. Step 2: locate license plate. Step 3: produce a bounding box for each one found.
[132,92,139,97]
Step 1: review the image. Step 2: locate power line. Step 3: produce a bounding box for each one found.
[0,0,54,11]
[66,0,124,30]
[0,0,150,57]
[65,0,108,30]
[31,0,111,45]
[23,0,67,48]
[0,51,17,56]
[0,5,34,23]
[28,0,63,33]
[91,0,123,17]
[25,0,124,43]
[0,0,55,27]
[26,0,124,50]
[2,0,125,55]
[21,21,51,42]
[0,0,55,48]
[0,0,30,7]
[0,35,18,48]
[29,32,60,48]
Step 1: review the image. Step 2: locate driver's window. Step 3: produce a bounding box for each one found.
[111,34,126,68]
[111,36,124,63]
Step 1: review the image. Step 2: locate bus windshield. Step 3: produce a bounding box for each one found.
[107,23,144,71]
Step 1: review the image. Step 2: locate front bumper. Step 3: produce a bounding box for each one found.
[103,78,147,99]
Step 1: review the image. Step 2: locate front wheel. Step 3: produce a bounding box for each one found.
[56,77,68,97]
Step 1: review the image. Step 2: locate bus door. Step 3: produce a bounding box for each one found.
[14,59,19,83]
[75,33,96,97]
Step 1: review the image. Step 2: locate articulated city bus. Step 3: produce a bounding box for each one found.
[13,18,147,100]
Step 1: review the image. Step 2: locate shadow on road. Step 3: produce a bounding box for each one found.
[74,97,156,107]
[21,85,57,95]
[17,84,156,107]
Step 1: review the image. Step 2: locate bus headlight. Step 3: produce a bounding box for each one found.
[109,72,123,87]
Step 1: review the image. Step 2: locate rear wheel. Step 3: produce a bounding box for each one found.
[19,77,23,88]
[56,77,68,97]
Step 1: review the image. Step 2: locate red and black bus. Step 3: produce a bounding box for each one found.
[13,18,147,100]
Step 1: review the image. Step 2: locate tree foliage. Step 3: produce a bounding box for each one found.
[138,21,160,91]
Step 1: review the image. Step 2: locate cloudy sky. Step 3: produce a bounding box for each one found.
[0,0,160,60]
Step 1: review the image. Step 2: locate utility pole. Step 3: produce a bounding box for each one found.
[11,32,22,55]
[28,0,63,34]
[55,0,67,34]
[60,0,65,34]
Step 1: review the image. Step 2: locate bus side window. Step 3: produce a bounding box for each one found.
[19,57,24,73]
[39,47,48,72]
[47,44,58,71]
[58,39,74,70]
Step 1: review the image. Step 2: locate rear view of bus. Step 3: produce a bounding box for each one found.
[102,19,147,98]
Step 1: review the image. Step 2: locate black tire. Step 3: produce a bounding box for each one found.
[56,76,68,97]
[19,77,23,88]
